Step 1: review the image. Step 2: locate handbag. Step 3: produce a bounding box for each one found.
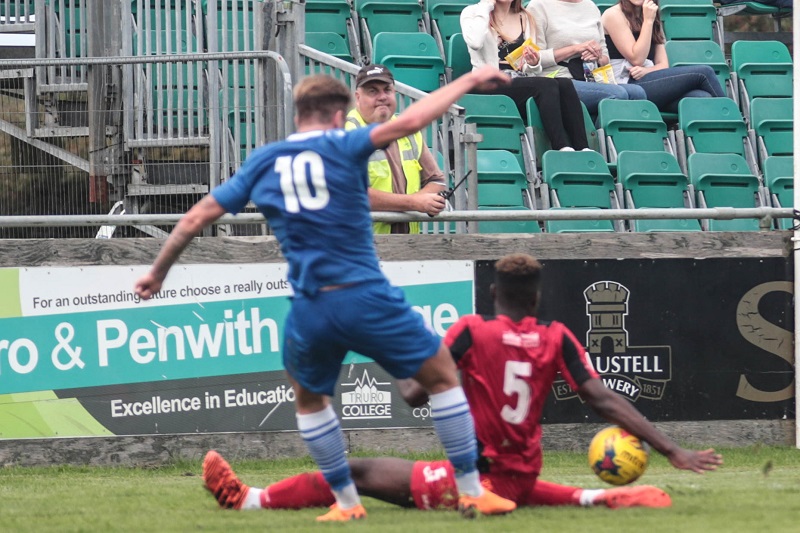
[558,57,588,81]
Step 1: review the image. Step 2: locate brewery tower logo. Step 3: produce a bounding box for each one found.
[553,281,672,402]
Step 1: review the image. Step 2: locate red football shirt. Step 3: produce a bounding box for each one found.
[444,314,598,476]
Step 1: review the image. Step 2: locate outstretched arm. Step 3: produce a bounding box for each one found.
[134,195,227,299]
[369,66,509,148]
[578,378,723,473]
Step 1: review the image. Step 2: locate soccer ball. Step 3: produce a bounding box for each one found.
[588,426,649,485]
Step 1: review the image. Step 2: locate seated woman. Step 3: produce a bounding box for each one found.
[527,0,646,116]
[461,0,590,151]
[602,0,725,112]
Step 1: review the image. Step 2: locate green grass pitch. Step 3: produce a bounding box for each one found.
[0,446,798,532]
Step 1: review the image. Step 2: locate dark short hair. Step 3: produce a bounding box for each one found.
[494,253,542,306]
[293,75,352,123]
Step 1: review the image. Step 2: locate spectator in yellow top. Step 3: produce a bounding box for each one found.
[345,65,448,234]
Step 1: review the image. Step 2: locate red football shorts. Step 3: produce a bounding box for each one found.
[410,461,539,509]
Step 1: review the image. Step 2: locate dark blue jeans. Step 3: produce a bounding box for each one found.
[629,65,726,112]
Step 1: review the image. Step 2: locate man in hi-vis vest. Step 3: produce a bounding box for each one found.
[345,65,448,234]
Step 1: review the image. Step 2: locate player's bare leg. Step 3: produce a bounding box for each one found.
[413,343,516,518]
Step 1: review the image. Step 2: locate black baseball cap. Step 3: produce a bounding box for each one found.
[355,64,394,88]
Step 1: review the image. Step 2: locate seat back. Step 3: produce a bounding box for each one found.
[357,0,423,36]
[427,0,472,44]
[476,209,543,234]
[688,152,761,230]
[678,97,748,156]
[477,182,525,207]
[658,0,717,41]
[731,40,793,100]
[305,0,353,40]
[476,149,528,189]
[751,97,793,158]
[305,31,354,62]
[665,40,731,97]
[764,155,793,229]
[459,94,528,168]
[447,32,472,79]
[373,31,445,92]
[598,99,669,154]
[618,151,688,208]
[542,150,616,208]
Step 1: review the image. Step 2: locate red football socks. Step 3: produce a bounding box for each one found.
[261,472,336,509]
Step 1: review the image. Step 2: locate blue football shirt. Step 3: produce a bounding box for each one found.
[211,125,386,296]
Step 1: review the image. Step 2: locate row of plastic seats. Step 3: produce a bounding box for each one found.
[540,149,789,232]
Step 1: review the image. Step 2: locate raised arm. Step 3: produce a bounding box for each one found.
[578,378,723,473]
[601,2,657,67]
[134,194,227,299]
[369,66,509,148]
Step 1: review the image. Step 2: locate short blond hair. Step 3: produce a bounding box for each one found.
[293,75,352,124]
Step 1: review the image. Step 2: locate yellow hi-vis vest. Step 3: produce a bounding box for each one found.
[345,109,424,234]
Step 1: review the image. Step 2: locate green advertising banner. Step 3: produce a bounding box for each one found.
[0,261,474,438]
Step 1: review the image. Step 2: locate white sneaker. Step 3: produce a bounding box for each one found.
[581,148,594,152]
[559,146,575,152]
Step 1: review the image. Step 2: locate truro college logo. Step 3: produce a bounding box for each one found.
[553,281,672,402]
[340,369,392,420]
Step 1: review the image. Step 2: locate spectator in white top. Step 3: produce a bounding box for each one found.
[461,0,590,150]
[526,0,646,115]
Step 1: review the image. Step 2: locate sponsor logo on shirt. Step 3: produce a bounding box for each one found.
[502,331,541,348]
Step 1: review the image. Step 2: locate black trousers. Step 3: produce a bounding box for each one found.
[476,76,589,150]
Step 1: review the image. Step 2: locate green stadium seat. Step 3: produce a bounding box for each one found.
[305,32,354,62]
[305,0,354,42]
[597,99,670,167]
[477,182,525,207]
[446,32,472,81]
[458,94,529,171]
[542,150,618,232]
[731,40,793,122]
[357,0,423,55]
[475,182,540,233]
[476,149,528,188]
[426,0,472,48]
[372,32,444,92]
[687,152,761,231]
[476,209,543,233]
[665,40,733,101]
[617,151,701,231]
[591,0,619,13]
[678,97,751,159]
[763,155,793,230]
[750,97,793,168]
[658,0,717,41]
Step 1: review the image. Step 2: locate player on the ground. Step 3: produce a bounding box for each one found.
[135,67,515,522]
[202,253,722,512]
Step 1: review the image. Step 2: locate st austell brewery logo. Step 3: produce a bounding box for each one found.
[553,281,672,402]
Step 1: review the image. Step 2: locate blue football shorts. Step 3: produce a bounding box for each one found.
[282,279,442,396]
